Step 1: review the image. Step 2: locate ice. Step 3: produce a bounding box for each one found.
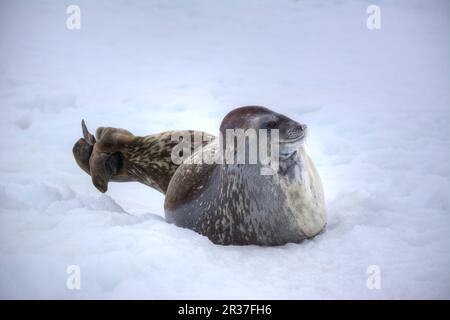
[0,0,449,299]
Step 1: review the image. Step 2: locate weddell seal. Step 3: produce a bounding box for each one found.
[73,106,327,245]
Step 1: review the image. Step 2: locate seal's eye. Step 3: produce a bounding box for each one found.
[265,121,278,129]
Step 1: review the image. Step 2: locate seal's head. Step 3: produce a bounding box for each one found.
[220,106,307,159]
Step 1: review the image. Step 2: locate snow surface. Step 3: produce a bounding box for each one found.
[0,0,449,299]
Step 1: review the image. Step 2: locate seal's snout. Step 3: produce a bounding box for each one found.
[279,122,307,158]
[284,123,307,141]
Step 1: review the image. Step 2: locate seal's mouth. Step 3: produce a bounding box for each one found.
[280,134,305,144]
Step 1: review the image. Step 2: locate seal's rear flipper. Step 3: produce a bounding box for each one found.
[89,152,122,193]
[73,119,96,175]
[72,138,93,175]
[82,119,96,145]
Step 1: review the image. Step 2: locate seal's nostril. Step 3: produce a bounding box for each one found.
[295,125,304,134]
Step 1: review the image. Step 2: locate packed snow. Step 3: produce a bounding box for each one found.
[0,0,449,299]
